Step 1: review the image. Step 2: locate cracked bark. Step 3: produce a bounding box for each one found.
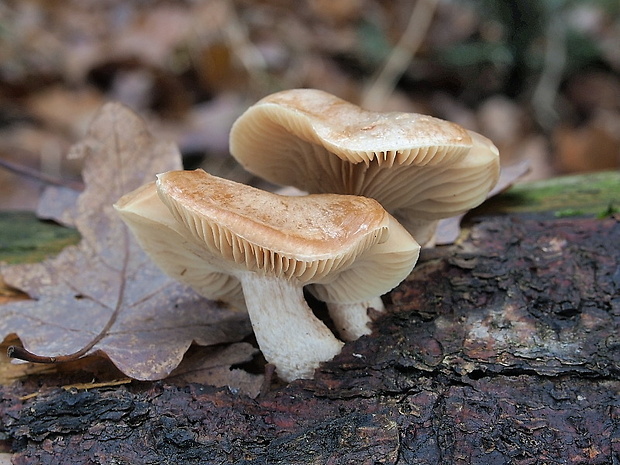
[1,213,619,464]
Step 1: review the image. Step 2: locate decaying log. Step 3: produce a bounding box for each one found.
[1,214,619,464]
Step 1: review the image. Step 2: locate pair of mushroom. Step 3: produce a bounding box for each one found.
[115,89,500,382]
[115,169,419,382]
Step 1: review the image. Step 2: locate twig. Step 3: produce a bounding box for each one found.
[531,14,567,130]
[19,379,133,401]
[361,0,440,110]
[218,0,269,91]
[0,149,84,191]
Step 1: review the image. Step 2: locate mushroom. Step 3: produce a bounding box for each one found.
[115,169,419,381]
[229,88,500,246]
[113,181,245,310]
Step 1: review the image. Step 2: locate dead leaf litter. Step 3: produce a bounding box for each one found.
[0,103,252,382]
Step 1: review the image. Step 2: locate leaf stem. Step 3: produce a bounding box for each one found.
[7,304,119,363]
[7,229,131,365]
[7,311,113,363]
[7,346,59,363]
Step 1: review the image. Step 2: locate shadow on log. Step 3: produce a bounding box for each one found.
[1,214,619,464]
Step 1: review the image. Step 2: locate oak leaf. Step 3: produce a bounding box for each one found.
[0,103,252,380]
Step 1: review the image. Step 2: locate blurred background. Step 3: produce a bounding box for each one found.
[0,0,618,210]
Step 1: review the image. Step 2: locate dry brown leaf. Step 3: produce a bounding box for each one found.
[0,103,251,380]
[167,343,264,398]
[36,185,81,228]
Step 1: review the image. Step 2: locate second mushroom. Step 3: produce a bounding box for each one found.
[115,169,420,381]
[229,88,501,246]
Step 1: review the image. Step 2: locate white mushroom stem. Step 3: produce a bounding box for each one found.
[326,296,385,341]
[238,272,344,382]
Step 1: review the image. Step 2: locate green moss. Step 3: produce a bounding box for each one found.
[479,171,620,218]
[0,211,80,264]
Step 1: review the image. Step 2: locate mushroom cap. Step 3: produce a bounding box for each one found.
[230,88,473,170]
[310,213,420,304]
[383,130,501,220]
[156,169,419,301]
[114,181,243,305]
[229,88,500,230]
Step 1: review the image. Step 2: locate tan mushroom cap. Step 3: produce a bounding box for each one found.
[229,88,500,244]
[377,131,501,218]
[151,169,419,380]
[156,169,417,301]
[231,88,473,168]
[309,213,418,304]
[113,181,243,306]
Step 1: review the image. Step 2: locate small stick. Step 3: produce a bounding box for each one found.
[0,150,84,191]
[7,345,88,364]
[361,0,440,110]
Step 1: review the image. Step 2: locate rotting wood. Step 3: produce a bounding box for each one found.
[0,212,618,464]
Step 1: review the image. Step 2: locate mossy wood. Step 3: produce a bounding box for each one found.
[479,169,619,218]
[0,212,80,265]
[0,170,619,464]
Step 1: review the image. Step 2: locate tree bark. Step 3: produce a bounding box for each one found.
[1,193,619,463]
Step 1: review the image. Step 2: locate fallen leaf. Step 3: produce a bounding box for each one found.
[0,103,251,380]
[25,85,104,137]
[36,185,81,228]
[167,342,264,398]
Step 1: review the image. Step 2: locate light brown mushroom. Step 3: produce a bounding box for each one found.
[115,169,419,381]
[113,181,244,309]
[229,88,500,246]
